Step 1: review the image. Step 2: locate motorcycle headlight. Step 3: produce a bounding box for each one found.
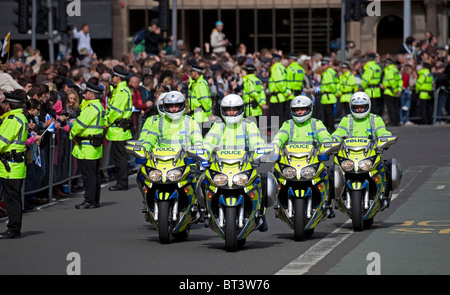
[148,169,162,182]
[232,173,249,186]
[213,173,228,186]
[300,166,316,179]
[358,159,373,171]
[282,166,297,179]
[167,167,184,182]
[341,160,355,172]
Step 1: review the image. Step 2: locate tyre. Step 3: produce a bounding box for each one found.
[351,190,364,231]
[293,198,307,241]
[225,206,238,252]
[158,201,172,244]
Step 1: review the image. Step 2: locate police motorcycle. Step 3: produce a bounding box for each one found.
[195,146,277,252]
[273,142,343,241]
[334,136,402,231]
[125,141,202,244]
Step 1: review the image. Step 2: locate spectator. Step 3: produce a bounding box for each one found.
[73,23,94,56]
[144,20,172,56]
[210,21,230,55]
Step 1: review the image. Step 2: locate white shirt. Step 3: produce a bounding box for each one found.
[73,28,94,55]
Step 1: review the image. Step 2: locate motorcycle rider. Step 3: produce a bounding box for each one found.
[331,91,394,208]
[271,95,336,217]
[139,90,203,152]
[331,91,392,142]
[138,92,166,146]
[203,94,269,231]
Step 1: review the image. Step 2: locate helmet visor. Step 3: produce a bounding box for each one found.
[164,103,185,113]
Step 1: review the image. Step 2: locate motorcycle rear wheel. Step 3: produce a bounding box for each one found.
[225,207,238,252]
[158,201,172,244]
[294,198,307,241]
[351,191,364,231]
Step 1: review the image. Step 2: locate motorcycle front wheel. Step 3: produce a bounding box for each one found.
[225,207,238,252]
[158,201,172,244]
[294,198,307,241]
[351,190,364,231]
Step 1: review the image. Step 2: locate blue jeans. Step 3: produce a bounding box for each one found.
[400,90,411,124]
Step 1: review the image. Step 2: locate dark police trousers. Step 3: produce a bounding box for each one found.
[78,159,101,205]
[1,178,24,234]
[111,141,128,188]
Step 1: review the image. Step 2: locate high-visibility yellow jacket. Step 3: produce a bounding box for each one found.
[415,68,434,100]
[382,64,403,97]
[140,115,203,152]
[272,118,331,149]
[287,62,305,93]
[105,81,133,141]
[242,73,266,117]
[203,118,265,155]
[0,109,28,179]
[188,75,212,123]
[269,62,291,103]
[361,60,382,98]
[331,114,392,142]
[338,70,358,103]
[320,67,338,105]
[70,99,105,160]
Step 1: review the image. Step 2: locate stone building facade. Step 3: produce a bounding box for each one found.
[112,0,448,58]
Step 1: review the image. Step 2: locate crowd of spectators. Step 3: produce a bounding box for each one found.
[0,21,449,211]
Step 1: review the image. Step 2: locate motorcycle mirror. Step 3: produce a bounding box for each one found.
[319,142,341,155]
[376,136,397,150]
[125,144,147,159]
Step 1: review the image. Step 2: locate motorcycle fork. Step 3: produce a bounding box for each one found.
[219,205,245,228]
[345,189,370,209]
[287,187,313,218]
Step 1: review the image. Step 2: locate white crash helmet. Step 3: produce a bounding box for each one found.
[220,94,245,125]
[156,92,166,117]
[163,91,186,121]
[290,95,313,124]
[350,91,371,119]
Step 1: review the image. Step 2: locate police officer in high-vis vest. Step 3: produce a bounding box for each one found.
[361,53,382,116]
[382,58,403,126]
[188,64,213,136]
[203,94,269,230]
[269,53,291,127]
[337,62,358,119]
[320,57,338,133]
[140,91,203,152]
[242,64,266,126]
[271,95,335,217]
[105,66,133,191]
[286,53,305,96]
[415,62,434,125]
[0,92,28,239]
[331,91,392,142]
[70,83,105,209]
